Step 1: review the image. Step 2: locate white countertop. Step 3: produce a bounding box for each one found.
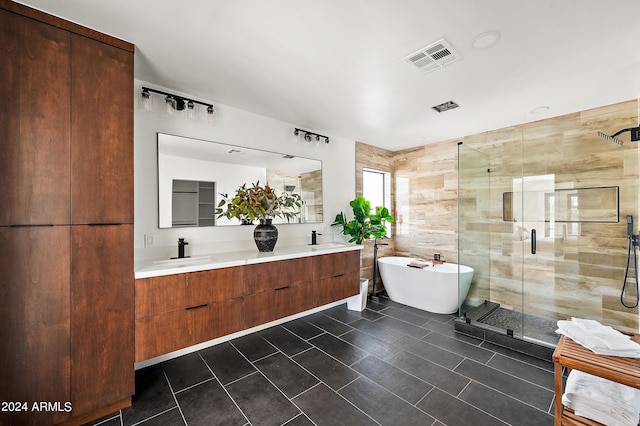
[134,243,363,279]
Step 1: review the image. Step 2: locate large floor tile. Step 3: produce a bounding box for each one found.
[282,317,325,340]
[381,306,431,326]
[176,380,246,426]
[417,388,508,426]
[350,355,432,404]
[321,304,367,324]
[307,332,368,366]
[292,348,360,390]
[395,335,465,369]
[230,332,278,362]
[340,329,402,359]
[121,365,176,426]
[162,352,213,392]
[458,381,554,426]
[293,384,374,426]
[374,315,431,339]
[339,376,435,425]
[225,372,300,426]
[387,350,470,395]
[200,341,256,385]
[454,358,554,411]
[258,325,311,357]
[421,331,494,364]
[254,352,319,398]
[487,352,556,390]
[137,408,185,426]
[348,318,406,344]
[302,312,354,336]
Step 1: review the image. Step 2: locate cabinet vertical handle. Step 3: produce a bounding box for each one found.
[531,229,537,254]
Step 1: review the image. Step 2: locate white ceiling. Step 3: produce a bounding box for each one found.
[16,0,640,150]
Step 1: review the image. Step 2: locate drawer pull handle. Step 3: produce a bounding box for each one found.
[186,303,208,310]
[333,273,345,278]
[275,285,290,291]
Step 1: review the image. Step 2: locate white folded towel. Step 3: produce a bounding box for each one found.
[556,318,640,358]
[563,370,640,426]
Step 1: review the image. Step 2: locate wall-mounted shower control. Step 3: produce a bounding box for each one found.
[622,215,639,308]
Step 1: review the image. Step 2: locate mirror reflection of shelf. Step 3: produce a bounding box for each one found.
[171,180,215,227]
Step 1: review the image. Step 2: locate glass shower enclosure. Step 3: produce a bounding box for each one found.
[457,112,639,348]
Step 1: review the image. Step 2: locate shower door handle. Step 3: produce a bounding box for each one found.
[531,229,536,254]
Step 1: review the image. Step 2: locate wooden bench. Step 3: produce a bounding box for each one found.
[552,333,640,425]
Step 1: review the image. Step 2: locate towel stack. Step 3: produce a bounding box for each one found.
[556,318,640,358]
[563,370,640,426]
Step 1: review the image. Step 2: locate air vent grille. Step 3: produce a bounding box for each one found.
[432,100,459,113]
[404,39,461,73]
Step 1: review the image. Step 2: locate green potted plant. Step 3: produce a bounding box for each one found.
[332,196,394,302]
[331,196,394,244]
[216,181,303,251]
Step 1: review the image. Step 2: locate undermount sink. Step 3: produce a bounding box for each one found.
[153,255,213,265]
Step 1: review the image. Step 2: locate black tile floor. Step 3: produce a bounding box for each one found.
[86,296,556,426]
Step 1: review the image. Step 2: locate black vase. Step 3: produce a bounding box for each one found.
[254,219,278,252]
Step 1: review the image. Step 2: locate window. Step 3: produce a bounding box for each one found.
[362,167,392,236]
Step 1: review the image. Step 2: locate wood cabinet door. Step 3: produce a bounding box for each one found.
[313,251,360,280]
[314,271,360,307]
[136,267,244,319]
[0,226,71,426]
[187,267,245,305]
[0,10,71,226]
[244,291,275,328]
[274,282,315,319]
[71,224,134,415]
[245,257,314,294]
[135,298,244,362]
[71,35,133,225]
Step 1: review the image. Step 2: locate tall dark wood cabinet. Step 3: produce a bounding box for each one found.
[0,227,72,426]
[0,1,135,425]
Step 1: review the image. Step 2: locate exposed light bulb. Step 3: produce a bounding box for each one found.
[138,88,153,113]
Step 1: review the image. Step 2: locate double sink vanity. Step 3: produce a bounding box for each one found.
[134,243,362,364]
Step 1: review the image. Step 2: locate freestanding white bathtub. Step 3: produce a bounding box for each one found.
[377,257,474,314]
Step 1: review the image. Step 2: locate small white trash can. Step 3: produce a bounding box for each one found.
[347,279,369,311]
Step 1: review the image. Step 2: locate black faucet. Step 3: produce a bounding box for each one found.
[177,238,189,259]
[311,230,322,245]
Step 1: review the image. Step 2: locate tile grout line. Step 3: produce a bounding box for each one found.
[198,350,252,425]
[162,369,189,426]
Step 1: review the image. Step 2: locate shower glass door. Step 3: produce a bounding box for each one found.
[459,100,640,345]
[457,142,491,319]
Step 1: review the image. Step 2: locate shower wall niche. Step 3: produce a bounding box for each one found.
[458,99,640,345]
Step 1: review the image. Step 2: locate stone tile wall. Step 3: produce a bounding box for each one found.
[357,99,639,332]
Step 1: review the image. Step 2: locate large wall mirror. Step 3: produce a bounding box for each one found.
[158,133,323,228]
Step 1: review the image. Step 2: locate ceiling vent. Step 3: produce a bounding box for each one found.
[403,39,461,73]
[432,100,459,113]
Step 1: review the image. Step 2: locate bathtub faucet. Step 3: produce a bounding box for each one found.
[370,238,388,303]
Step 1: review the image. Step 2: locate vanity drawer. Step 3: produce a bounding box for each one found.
[136,266,244,318]
[314,271,360,306]
[244,281,315,328]
[135,297,244,362]
[313,250,360,280]
[244,256,314,294]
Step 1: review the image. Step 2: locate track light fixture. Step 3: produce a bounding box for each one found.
[293,128,329,147]
[139,87,214,122]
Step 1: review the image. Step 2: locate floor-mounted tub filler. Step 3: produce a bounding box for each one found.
[377,257,474,314]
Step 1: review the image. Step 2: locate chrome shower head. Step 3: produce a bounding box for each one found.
[598,131,624,145]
